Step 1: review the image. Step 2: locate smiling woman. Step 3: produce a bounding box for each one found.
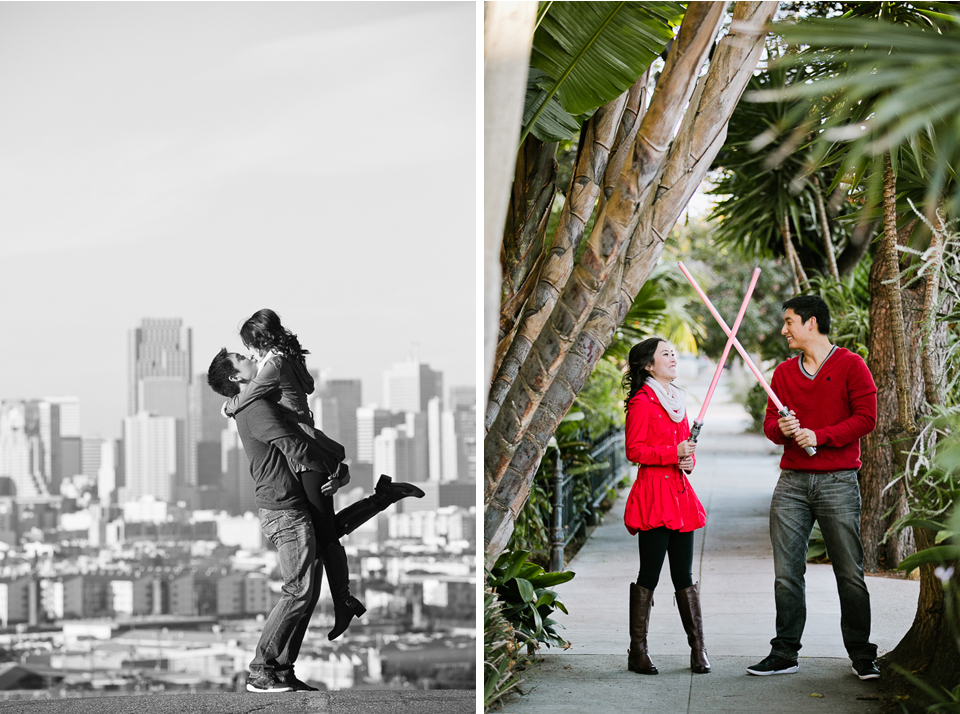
[620,336,709,677]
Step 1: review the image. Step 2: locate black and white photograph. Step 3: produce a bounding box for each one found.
[0,2,477,708]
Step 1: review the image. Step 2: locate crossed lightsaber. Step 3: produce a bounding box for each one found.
[677,261,816,457]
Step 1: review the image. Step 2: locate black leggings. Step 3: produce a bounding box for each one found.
[636,527,694,592]
[300,469,339,546]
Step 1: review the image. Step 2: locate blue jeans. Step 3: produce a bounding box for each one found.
[249,506,321,675]
[769,470,877,662]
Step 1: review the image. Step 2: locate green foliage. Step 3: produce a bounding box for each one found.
[576,358,628,435]
[523,1,684,143]
[761,6,960,218]
[743,382,769,434]
[488,550,576,651]
[806,256,872,359]
[606,260,705,360]
[708,58,854,266]
[667,218,795,363]
[806,522,829,562]
[484,586,529,712]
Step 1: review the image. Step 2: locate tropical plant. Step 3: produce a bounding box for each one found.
[488,549,576,652]
[522,2,684,143]
[485,2,778,560]
[484,586,529,712]
[509,412,604,562]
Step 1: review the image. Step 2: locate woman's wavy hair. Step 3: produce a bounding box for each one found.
[622,336,666,411]
[240,309,310,364]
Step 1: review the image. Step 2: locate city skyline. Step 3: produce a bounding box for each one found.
[0,2,477,440]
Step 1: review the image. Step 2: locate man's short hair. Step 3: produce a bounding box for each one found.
[207,348,241,397]
[782,295,830,334]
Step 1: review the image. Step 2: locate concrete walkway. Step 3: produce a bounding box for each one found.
[502,363,919,714]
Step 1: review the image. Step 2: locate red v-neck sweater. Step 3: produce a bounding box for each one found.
[763,347,877,472]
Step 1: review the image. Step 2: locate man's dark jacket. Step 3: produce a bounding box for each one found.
[233,398,336,510]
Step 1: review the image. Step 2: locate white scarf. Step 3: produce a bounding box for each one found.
[644,376,686,423]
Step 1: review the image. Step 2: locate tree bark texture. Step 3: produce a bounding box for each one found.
[486,93,630,434]
[860,246,925,572]
[485,2,778,559]
[484,1,729,495]
[499,137,559,348]
[882,154,918,439]
[813,177,841,281]
[880,528,960,708]
[484,2,538,402]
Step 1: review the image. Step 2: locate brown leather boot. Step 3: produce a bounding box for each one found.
[628,583,658,675]
[676,583,711,674]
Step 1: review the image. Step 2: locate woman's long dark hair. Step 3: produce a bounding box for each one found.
[240,309,310,364]
[622,336,666,411]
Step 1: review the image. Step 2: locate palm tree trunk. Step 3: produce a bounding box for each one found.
[485,1,777,557]
[779,212,807,291]
[484,1,729,496]
[484,2,538,399]
[498,137,559,357]
[813,176,840,281]
[920,213,945,409]
[486,91,631,433]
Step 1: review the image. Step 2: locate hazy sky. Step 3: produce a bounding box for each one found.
[0,2,476,439]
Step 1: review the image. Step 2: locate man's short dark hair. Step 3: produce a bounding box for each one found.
[782,295,830,334]
[207,348,241,397]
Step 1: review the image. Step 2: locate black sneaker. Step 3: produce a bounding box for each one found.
[852,659,880,680]
[280,671,318,692]
[746,655,799,676]
[245,670,293,693]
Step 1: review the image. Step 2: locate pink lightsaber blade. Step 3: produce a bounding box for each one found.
[678,261,816,456]
[689,266,761,444]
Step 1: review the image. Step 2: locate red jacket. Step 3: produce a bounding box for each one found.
[623,384,706,534]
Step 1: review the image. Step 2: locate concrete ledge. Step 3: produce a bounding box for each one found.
[0,690,476,714]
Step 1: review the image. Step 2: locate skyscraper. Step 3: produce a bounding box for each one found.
[0,401,47,497]
[128,319,192,416]
[121,412,177,503]
[316,378,361,463]
[128,319,192,496]
[191,375,228,488]
[382,360,443,414]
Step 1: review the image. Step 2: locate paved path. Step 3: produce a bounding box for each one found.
[0,690,474,714]
[502,363,919,713]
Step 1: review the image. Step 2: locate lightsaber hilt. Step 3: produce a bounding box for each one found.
[689,420,703,444]
[778,406,817,456]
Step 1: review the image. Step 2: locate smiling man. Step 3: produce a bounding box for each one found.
[747,295,881,681]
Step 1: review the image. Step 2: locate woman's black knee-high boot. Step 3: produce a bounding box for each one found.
[628,583,658,675]
[676,583,710,674]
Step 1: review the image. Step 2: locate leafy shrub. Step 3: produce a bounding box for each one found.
[488,549,575,652]
[483,585,528,712]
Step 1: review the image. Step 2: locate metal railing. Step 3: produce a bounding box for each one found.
[549,428,630,572]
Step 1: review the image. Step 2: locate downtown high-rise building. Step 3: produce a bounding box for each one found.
[0,400,47,497]
[382,360,443,414]
[127,319,193,503]
[314,378,361,464]
[120,412,177,503]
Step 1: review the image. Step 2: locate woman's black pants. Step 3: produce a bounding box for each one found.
[636,526,694,592]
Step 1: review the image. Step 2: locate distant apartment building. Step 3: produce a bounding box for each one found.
[0,578,33,627]
[216,573,271,616]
